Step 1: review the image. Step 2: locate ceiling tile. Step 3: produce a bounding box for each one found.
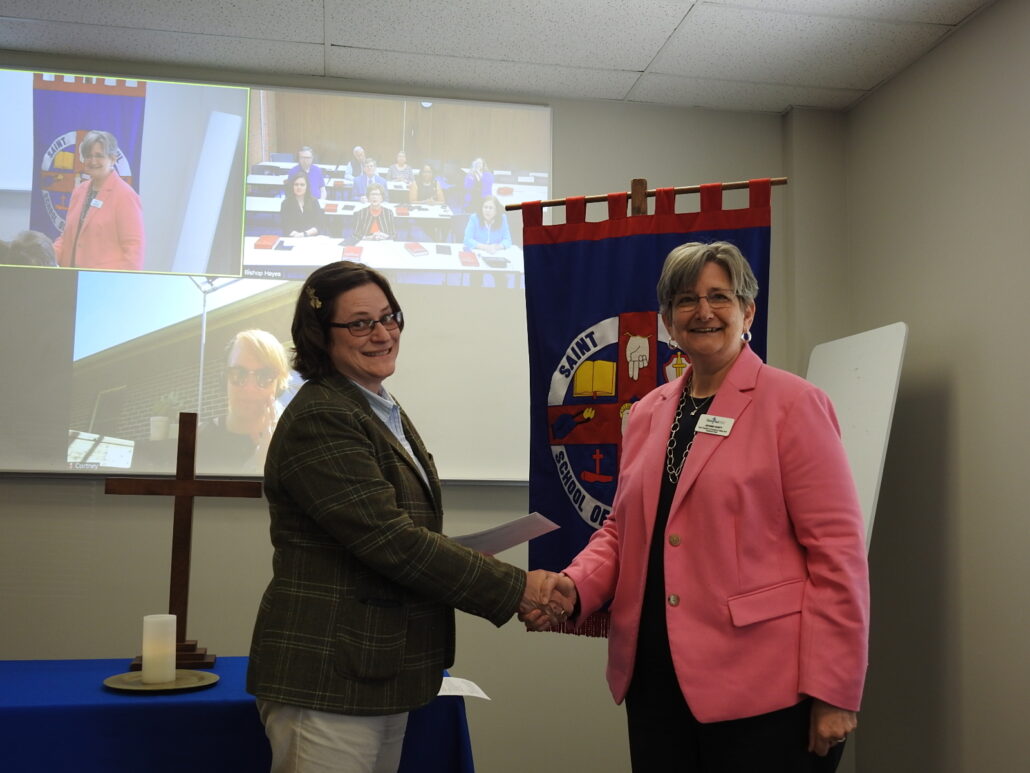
[0,0,325,43]
[326,45,640,100]
[0,19,326,75]
[699,0,991,25]
[653,3,947,90]
[325,0,690,71]
[628,72,863,112]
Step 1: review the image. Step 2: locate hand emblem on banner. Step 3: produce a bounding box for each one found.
[625,335,650,380]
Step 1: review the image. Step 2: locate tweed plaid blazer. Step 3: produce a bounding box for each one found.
[247,373,525,715]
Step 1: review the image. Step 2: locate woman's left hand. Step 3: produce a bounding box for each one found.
[808,698,857,756]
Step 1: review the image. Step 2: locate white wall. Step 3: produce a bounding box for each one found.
[843,0,1029,771]
[0,75,788,773]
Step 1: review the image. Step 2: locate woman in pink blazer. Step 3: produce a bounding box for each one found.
[545,242,869,772]
[54,130,144,271]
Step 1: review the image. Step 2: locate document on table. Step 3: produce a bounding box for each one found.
[450,512,559,555]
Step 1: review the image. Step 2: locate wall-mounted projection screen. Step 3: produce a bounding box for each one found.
[0,67,552,481]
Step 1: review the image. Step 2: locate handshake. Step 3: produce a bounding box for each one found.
[518,570,579,631]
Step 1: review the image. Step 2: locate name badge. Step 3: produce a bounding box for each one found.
[696,414,734,436]
[90,199,104,209]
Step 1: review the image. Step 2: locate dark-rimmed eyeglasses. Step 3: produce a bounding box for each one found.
[328,311,403,337]
[674,291,737,313]
[227,366,277,389]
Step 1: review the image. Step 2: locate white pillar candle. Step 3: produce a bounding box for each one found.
[141,614,177,684]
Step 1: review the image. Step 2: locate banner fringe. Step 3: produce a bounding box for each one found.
[535,611,609,638]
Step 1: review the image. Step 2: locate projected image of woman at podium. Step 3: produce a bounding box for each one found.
[463,195,511,254]
[247,261,571,773]
[54,130,144,271]
[280,172,324,238]
[197,329,290,475]
[525,242,870,773]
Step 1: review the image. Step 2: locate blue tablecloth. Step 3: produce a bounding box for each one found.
[0,657,474,773]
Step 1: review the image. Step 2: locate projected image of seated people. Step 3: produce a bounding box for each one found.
[353,184,394,241]
[463,157,493,214]
[287,146,326,200]
[54,130,144,271]
[197,329,291,474]
[388,150,414,183]
[353,158,386,203]
[409,163,444,204]
[347,145,366,178]
[280,172,324,238]
[464,195,511,254]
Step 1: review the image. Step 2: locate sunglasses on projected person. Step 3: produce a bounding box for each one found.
[227,366,277,389]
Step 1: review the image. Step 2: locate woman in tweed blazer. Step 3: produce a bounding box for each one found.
[247,261,568,773]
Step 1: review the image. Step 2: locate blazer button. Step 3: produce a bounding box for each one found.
[668,534,681,546]
[668,594,680,606]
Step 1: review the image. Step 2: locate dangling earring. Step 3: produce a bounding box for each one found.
[741,330,752,343]
[668,338,678,350]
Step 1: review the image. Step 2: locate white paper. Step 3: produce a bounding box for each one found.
[438,676,491,700]
[450,512,559,555]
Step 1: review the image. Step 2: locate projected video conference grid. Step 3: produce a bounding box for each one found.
[0,67,551,476]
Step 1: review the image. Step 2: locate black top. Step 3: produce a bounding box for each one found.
[280,196,324,236]
[634,386,713,691]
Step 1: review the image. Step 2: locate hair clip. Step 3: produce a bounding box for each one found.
[305,286,322,309]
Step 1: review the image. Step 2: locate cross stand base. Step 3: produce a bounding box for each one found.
[128,640,217,671]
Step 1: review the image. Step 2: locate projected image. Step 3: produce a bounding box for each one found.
[0,69,248,276]
[65,271,298,474]
[0,72,551,478]
[242,90,550,284]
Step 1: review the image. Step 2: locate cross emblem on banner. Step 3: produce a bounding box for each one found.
[105,412,262,669]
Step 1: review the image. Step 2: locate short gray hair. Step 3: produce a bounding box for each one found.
[657,241,759,317]
[79,130,120,163]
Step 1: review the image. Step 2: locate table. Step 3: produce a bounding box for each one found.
[251,161,341,175]
[492,182,548,209]
[247,172,354,198]
[242,236,524,281]
[0,657,474,773]
[246,198,453,221]
[245,199,456,241]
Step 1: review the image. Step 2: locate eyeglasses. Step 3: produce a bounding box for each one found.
[227,366,277,389]
[674,291,738,313]
[328,311,403,337]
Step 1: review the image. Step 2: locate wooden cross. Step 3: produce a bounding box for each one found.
[106,412,262,669]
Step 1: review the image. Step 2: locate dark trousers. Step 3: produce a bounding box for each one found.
[625,676,844,773]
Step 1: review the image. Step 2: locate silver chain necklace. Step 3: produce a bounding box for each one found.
[665,378,714,482]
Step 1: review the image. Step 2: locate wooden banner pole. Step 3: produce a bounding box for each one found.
[505,176,787,212]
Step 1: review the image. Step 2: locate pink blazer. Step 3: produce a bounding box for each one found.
[55,172,144,270]
[564,347,869,723]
